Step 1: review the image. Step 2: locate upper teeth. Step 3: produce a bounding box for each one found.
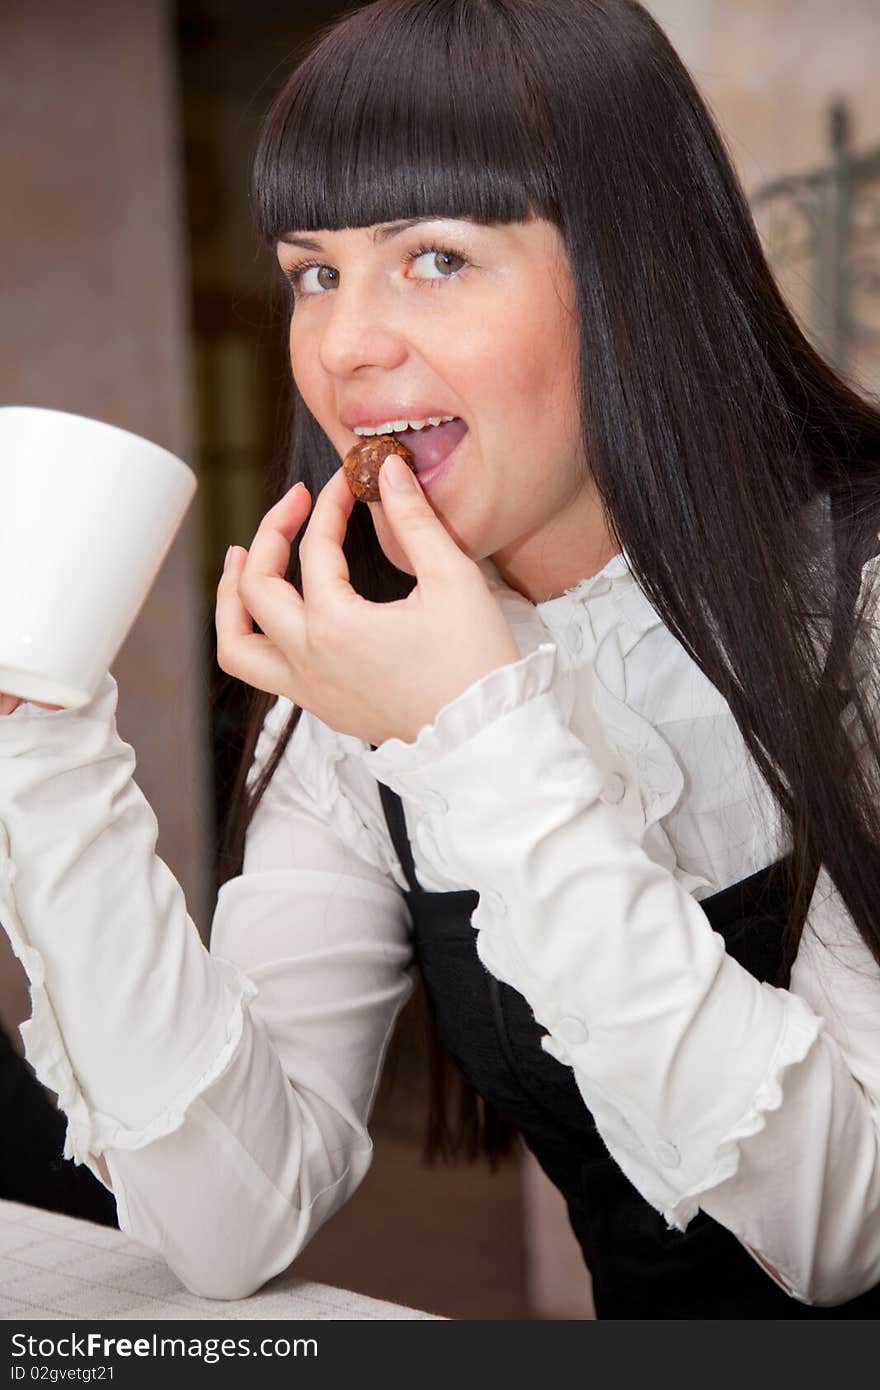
[353,415,457,435]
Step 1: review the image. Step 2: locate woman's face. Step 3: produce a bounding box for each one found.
[276,211,618,602]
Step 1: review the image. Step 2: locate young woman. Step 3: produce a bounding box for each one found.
[2,0,880,1318]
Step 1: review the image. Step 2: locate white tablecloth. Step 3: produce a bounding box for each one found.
[0,1200,444,1320]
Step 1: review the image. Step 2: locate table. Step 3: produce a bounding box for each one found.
[0,1200,444,1320]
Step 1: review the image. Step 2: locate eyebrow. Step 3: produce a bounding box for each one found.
[278,217,450,251]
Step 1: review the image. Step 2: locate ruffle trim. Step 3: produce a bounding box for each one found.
[246,695,398,882]
[362,644,558,784]
[285,708,409,884]
[596,588,702,818]
[481,548,702,846]
[574,568,720,897]
[0,824,258,1164]
[660,990,824,1232]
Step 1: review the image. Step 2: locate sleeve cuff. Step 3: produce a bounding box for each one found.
[362,642,558,786]
[0,672,115,731]
[540,986,822,1236]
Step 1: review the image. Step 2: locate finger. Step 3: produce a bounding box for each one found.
[215,547,257,645]
[299,465,358,609]
[242,482,311,605]
[215,546,301,697]
[237,482,312,647]
[377,452,466,582]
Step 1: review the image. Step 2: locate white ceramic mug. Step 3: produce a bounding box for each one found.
[0,406,197,709]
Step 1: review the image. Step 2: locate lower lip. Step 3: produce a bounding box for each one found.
[413,430,467,492]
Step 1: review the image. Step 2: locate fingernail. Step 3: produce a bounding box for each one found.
[382,453,416,491]
[224,545,233,569]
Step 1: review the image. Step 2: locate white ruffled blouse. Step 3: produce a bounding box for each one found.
[1,546,879,1305]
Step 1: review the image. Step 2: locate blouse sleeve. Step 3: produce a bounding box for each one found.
[363,643,880,1307]
[0,676,415,1299]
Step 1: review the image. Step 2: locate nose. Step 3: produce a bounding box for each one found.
[317,276,408,378]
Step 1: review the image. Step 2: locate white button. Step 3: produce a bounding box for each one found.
[566,625,584,655]
[655,1140,681,1169]
[423,790,448,814]
[600,772,627,804]
[556,1016,589,1046]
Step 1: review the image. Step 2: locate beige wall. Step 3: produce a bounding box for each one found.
[647,0,880,190]
[0,0,211,1035]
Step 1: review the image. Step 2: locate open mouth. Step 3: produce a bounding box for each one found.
[392,417,468,474]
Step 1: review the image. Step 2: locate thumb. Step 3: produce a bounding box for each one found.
[378,451,461,576]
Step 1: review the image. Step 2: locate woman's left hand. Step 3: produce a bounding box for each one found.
[215,457,521,747]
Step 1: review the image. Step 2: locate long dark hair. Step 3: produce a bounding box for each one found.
[217,0,880,1171]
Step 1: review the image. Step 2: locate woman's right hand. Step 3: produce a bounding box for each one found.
[0,693,65,716]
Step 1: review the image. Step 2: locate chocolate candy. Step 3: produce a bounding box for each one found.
[342,434,416,502]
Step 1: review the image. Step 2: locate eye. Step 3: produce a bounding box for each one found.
[281,261,338,299]
[403,243,469,286]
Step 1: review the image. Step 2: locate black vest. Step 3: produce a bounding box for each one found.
[372,776,880,1319]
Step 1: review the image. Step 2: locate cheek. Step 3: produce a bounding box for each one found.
[289,335,341,447]
[289,334,312,394]
[479,294,579,438]
[289,329,324,406]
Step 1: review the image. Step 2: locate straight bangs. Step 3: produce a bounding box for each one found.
[251,0,564,244]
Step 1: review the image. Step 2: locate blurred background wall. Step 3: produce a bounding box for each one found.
[1,0,878,1322]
